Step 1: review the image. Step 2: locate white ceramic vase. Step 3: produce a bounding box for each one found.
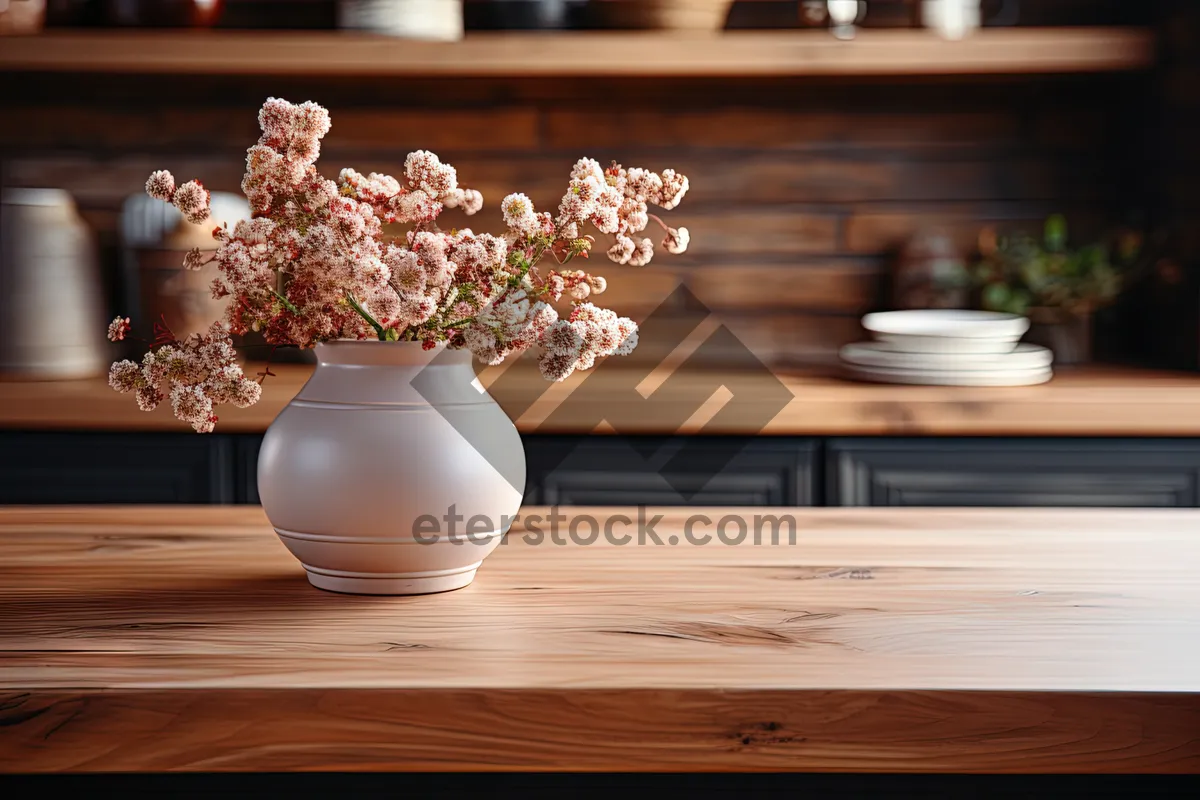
[257,340,526,595]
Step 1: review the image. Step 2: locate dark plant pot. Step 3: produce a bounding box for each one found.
[584,0,734,31]
[100,0,224,27]
[464,0,585,30]
[1026,310,1093,366]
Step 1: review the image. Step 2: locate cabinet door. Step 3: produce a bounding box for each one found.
[526,436,818,507]
[0,431,236,504]
[235,434,263,504]
[828,438,1200,507]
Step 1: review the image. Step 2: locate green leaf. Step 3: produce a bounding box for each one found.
[269,287,299,315]
[981,282,1010,311]
[1044,214,1068,252]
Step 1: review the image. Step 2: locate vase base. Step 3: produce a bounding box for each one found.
[302,564,479,596]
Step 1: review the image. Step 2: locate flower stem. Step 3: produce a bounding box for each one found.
[346,292,387,340]
[269,288,299,315]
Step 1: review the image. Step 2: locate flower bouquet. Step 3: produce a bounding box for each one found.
[107,97,691,433]
[104,98,693,594]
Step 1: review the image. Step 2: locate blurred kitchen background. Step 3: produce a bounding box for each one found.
[2,1,1200,508]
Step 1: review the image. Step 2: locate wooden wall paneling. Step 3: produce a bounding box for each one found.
[0,70,1146,366]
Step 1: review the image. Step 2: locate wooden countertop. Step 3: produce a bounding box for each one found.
[4,363,1200,436]
[1,505,1198,772]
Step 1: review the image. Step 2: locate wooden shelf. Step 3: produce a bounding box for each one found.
[4,363,1200,436]
[0,28,1156,77]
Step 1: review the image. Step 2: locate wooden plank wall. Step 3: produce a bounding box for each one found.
[1,71,1146,367]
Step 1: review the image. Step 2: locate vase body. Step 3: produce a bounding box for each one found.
[257,341,526,595]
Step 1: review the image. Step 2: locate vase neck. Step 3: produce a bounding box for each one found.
[296,340,485,407]
[314,340,472,368]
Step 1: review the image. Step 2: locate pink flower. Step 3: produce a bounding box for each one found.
[391,190,441,224]
[663,226,690,255]
[542,319,583,357]
[293,100,331,141]
[625,167,663,201]
[607,235,636,265]
[659,169,689,210]
[538,350,578,382]
[170,383,214,432]
[258,97,294,139]
[108,360,140,391]
[628,237,655,267]
[145,170,175,202]
[546,273,566,301]
[614,318,639,356]
[405,150,457,198]
[502,193,539,237]
[135,385,163,412]
[107,316,131,342]
[449,188,484,215]
[571,158,605,184]
[622,198,649,234]
[172,180,210,225]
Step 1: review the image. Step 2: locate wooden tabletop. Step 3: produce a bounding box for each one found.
[1,505,1198,773]
[5,363,1200,436]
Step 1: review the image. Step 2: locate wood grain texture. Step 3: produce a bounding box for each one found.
[0,71,1132,364]
[0,506,1198,772]
[0,29,1156,77]
[4,364,1200,436]
[0,107,541,153]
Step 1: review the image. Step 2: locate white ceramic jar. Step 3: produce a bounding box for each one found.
[337,0,464,41]
[921,0,982,40]
[0,188,106,379]
[257,340,526,595]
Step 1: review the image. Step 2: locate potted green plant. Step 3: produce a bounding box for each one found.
[972,214,1141,364]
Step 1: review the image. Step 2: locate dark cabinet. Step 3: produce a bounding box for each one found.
[524,436,818,507]
[0,431,237,504]
[827,438,1200,507]
[8,431,1200,508]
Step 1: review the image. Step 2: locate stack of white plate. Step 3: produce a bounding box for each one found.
[840,310,1053,386]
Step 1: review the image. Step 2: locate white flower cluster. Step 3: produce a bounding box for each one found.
[108,322,262,433]
[536,303,638,382]
[115,98,694,431]
[145,169,211,226]
[463,289,559,366]
[106,316,130,342]
[548,157,689,269]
